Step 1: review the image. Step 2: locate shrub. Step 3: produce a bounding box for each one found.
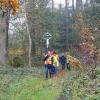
[8,57,24,67]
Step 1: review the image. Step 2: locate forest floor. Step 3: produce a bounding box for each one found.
[0,65,100,100]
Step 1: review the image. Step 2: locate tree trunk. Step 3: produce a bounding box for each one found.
[72,0,75,11]
[26,0,37,67]
[65,0,69,51]
[76,0,83,11]
[84,0,89,8]
[90,0,95,5]
[52,0,54,13]
[24,0,32,67]
[0,9,9,64]
[28,29,32,68]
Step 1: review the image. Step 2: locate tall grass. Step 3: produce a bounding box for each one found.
[0,66,62,100]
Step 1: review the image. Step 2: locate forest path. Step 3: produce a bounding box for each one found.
[0,66,69,100]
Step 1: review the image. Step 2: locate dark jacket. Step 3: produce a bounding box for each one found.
[60,56,66,65]
[44,55,49,62]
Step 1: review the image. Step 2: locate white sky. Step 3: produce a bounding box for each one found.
[54,0,65,5]
[54,0,74,7]
[54,0,86,5]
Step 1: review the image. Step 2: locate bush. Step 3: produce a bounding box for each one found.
[8,57,24,67]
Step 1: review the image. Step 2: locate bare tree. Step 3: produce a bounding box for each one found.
[0,8,10,64]
[65,0,69,51]
[84,0,90,8]
[24,0,34,67]
[90,0,95,5]
[52,0,54,13]
[76,0,83,11]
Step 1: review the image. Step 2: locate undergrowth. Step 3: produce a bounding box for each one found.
[0,65,100,100]
[0,66,62,100]
[58,67,100,100]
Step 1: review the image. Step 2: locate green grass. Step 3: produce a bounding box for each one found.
[0,65,100,100]
[58,66,100,100]
[1,79,62,100]
[0,66,62,100]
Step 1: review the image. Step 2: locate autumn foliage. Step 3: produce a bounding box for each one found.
[67,54,82,69]
[74,14,99,78]
[79,22,98,65]
[0,0,20,15]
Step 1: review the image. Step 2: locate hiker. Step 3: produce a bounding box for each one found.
[52,51,60,75]
[44,51,53,79]
[47,51,56,77]
[44,52,49,79]
[60,53,66,70]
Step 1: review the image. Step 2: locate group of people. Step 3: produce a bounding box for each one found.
[44,51,67,79]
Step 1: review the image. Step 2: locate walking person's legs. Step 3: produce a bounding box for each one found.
[52,65,56,76]
[47,64,52,78]
[62,64,65,70]
[45,64,49,79]
[67,63,71,70]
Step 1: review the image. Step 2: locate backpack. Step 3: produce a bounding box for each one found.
[46,56,53,65]
[53,55,59,67]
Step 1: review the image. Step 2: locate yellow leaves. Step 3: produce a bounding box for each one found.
[67,54,82,69]
[0,0,8,7]
[0,0,20,15]
[8,48,26,55]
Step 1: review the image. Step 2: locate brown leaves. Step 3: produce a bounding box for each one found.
[67,55,82,69]
[10,0,20,15]
[77,15,99,65]
[0,0,20,15]
[72,15,83,20]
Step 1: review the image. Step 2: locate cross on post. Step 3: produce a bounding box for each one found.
[43,32,52,51]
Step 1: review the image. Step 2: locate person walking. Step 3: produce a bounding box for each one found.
[44,51,53,79]
[52,51,60,75]
[60,53,66,70]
